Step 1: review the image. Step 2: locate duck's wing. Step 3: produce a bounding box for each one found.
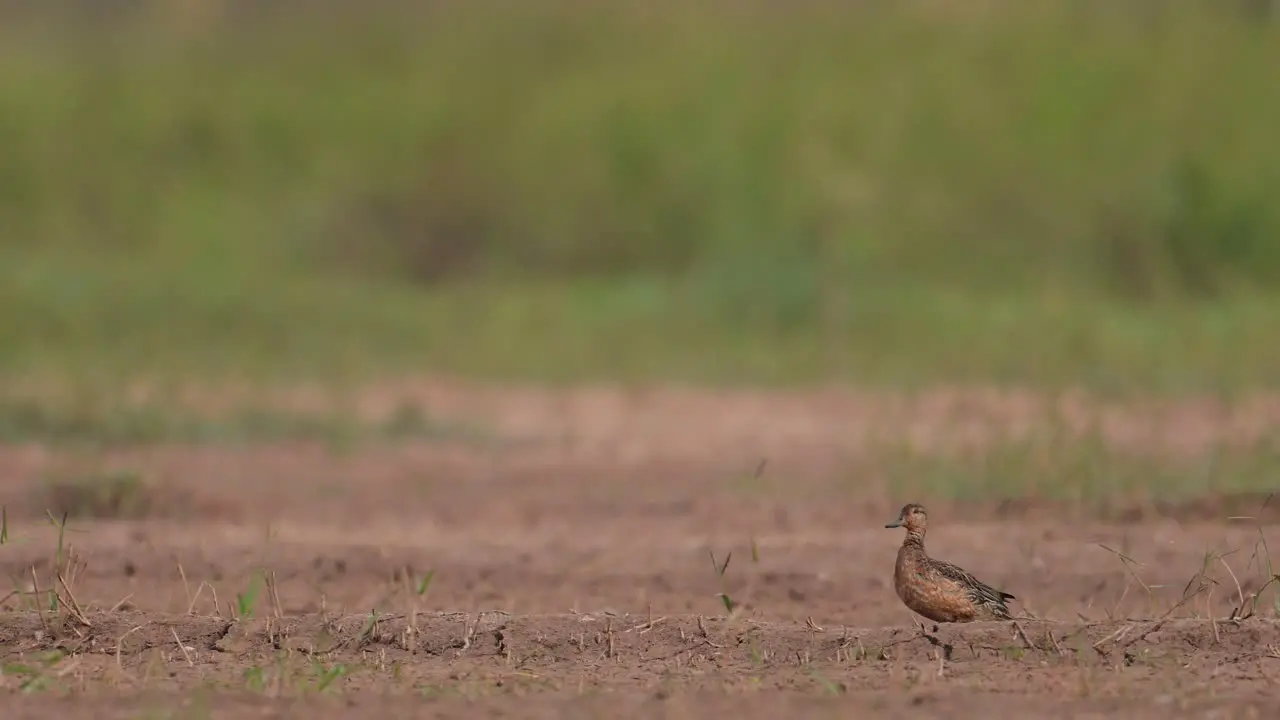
[930,558,1015,603]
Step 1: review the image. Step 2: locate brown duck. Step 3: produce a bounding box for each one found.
[885,503,1016,623]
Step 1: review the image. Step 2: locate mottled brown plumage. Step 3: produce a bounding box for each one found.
[885,503,1015,623]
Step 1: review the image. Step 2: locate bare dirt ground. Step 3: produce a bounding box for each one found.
[3,381,1280,718]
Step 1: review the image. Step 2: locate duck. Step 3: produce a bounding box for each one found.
[885,503,1016,623]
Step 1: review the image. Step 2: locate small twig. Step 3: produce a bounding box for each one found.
[30,567,49,635]
[1220,555,1246,618]
[1044,627,1066,656]
[267,570,285,619]
[57,572,91,627]
[116,625,145,668]
[186,582,207,616]
[1092,623,1133,655]
[1098,543,1156,613]
[178,562,193,614]
[171,627,195,667]
[1011,621,1038,651]
[629,616,667,634]
[460,614,475,650]
[1117,619,1168,652]
[1160,571,1211,620]
[1107,582,1130,621]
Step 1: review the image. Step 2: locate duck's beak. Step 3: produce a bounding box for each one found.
[884,519,903,528]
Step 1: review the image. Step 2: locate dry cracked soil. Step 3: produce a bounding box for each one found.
[2,380,1280,718]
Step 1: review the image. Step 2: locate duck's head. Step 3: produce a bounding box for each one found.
[885,503,928,534]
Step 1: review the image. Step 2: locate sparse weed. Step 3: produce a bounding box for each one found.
[708,549,737,614]
[805,668,846,696]
[415,570,436,598]
[243,664,267,693]
[235,572,265,620]
[1226,498,1280,619]
[1000,646,1025,661]
[3,650,67,694]
[311,661,348,693]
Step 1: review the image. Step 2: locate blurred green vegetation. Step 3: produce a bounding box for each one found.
[861,431,1280,511]
[2,0,1280,393]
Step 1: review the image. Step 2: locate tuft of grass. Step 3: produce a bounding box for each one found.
[235,572,264,620]
[1085,494,1280,621]
[0,511,88,622]
[312,662,347,694]
[2,651,67,694]
[415,570,436,599]
[243,664,267,693]
[1225,498,1280,620]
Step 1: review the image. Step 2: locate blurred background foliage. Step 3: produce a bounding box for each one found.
[2,0,1279,392]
